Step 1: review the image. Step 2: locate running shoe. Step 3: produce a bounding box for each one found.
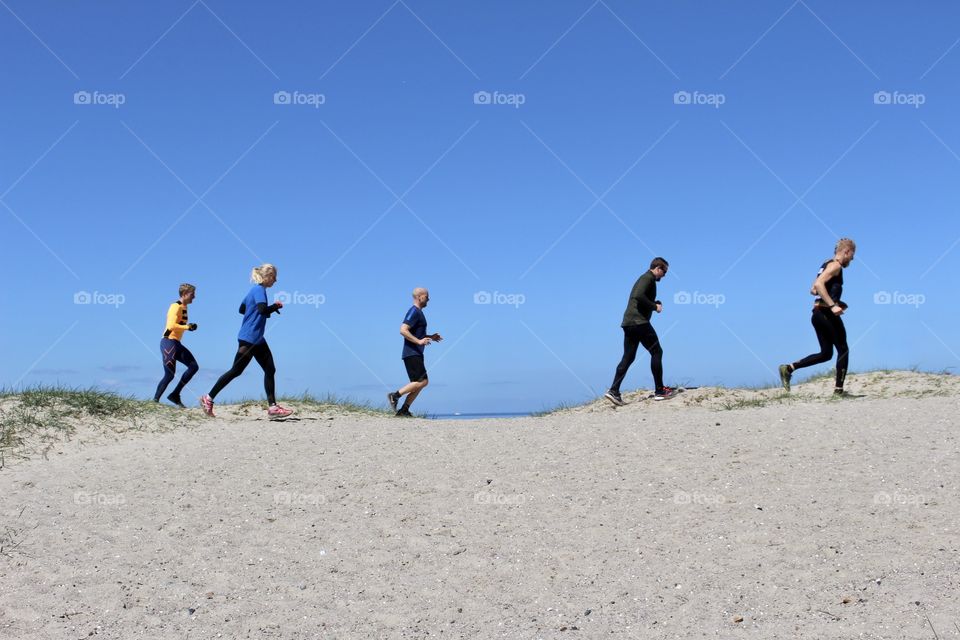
[387,391,400,412]
[166,393,186,408]
[395,407,413,418]
[603,390,625,406]
[268,404,294,420]
[200,394,216,417]
[778,364,792,392]
[654,386,678,401]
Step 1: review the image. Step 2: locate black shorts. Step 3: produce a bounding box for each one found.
[403,355,428,382]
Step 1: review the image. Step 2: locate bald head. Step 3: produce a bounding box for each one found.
[412,287,430,308]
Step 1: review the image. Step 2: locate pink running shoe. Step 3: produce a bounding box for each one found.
[200,394,216,417]
[268,404,294,420]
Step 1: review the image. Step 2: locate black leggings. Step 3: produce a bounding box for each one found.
[154,339,199,400]
[209,340,277,404]
[610,323,664,393]
[792,308,848,388]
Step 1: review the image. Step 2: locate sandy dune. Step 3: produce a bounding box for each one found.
[1,371,958,639]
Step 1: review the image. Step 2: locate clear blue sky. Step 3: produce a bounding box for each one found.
[2,1,958,413]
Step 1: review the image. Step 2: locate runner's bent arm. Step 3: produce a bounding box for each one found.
[812,262,842,308]
[632,276,658,314]
[166,303,191,333]
[400,323,430,345]
[239,302,282,317]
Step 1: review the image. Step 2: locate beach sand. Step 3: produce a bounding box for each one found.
[1,371,958,639]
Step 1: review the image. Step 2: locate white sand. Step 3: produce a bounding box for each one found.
[1,371,958,639]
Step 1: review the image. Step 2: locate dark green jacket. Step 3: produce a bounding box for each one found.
[621,271,658,326]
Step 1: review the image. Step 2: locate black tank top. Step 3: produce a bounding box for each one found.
[814,260,843,305]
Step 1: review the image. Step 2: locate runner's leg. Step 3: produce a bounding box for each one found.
[637,324,665,392]
[398,356,428,410]
[251,341,277,405]
[610,326,642,394]
[403,382,427,407]
[154,340,178,401]
[209,341,256,399]
[171,343,199,397]
[791,310,834,371]
[830,315,849,388]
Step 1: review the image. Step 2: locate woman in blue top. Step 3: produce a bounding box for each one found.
[200,264,293,419]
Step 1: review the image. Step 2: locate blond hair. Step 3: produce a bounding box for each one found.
[251,263,277,284]
[835,238,856,254]
[178,283,196,297]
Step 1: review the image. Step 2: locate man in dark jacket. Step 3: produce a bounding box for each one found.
[604,257,675,405]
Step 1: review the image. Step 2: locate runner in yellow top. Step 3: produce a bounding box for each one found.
[154,283,200,407]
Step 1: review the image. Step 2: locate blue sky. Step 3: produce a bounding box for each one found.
[2,1,958,413]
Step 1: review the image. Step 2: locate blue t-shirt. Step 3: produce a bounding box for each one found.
[401,305,427,358]
[237,285,269,344]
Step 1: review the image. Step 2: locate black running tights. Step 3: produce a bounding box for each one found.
[209,340,277,404]
[611,323,664,393]
[792,309,848,388]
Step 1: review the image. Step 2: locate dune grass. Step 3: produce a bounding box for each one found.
[0,386,193,467]
[0,386,403,465]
